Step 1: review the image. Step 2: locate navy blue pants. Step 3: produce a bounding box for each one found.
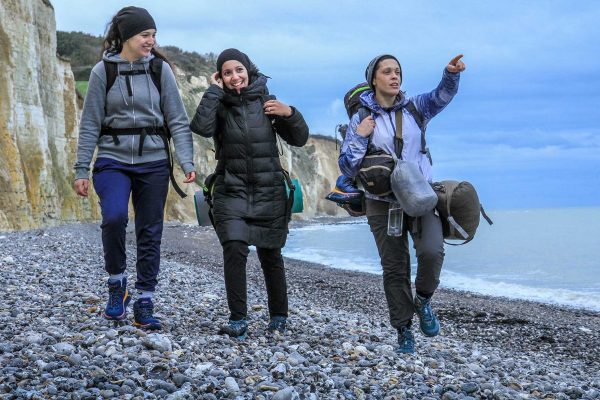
[92,157,170,292]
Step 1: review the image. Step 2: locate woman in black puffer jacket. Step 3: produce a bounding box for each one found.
[190,49,309,339]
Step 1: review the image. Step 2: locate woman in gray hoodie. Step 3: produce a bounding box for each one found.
[73,6,196,330]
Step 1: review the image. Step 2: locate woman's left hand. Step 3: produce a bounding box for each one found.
[446,54,466,73]
[264,100,292,118]
[183,171,196,183]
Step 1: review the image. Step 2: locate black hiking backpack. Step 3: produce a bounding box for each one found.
[102,57,187,198]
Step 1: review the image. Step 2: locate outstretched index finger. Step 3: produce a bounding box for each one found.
[450,54,464,65]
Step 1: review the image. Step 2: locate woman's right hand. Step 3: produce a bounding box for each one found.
[210,71,223,89]
[356,115,375,137]
[74,179,89,197]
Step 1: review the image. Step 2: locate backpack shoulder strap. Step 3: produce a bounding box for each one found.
[405,100,427,154]
[394,109,403,159]
[103,60,118,95]
[357,106,375,147]
[149,57,163,98]
[357,106,370,123]
[405,101,424,131]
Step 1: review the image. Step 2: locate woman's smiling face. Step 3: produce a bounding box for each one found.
[123,29,156,59]
[221,60,249,93]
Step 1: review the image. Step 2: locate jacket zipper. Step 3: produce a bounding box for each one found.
[130,62,136,163]
[242,96,253,214]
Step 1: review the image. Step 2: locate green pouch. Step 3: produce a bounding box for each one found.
[282,170,303,214]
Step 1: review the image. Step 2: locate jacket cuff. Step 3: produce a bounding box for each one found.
[74,168,90,181]
[206,84,225,98]
[181,162,195,175]
[282,106,297,119]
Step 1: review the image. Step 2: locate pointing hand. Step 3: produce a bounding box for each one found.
[446,54,466,73]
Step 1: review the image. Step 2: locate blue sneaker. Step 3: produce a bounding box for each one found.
[104,277,131,321]
[335,175,361,194]
[218,319,248,340]
[396,326,415,354]
[133,298,162,330]
[266,316,287,333]
[414,294,440,337]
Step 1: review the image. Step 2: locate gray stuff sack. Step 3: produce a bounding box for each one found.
[390,160,438,217]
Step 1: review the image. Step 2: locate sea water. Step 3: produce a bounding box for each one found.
[282,207,600,312]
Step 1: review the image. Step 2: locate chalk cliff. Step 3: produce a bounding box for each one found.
[0,0,99,230]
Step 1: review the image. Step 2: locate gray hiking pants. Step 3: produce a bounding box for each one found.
[366,199,445,329]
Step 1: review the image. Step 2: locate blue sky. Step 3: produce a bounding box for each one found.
[52,1,600,209]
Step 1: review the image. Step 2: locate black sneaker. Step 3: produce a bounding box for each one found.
[396,326,415,354]
[218,319,248,340]
[266,316,287,334]
[133,298,161,330]
[104,277,131,321]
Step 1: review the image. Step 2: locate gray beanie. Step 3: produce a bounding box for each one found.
[365,54,402,90]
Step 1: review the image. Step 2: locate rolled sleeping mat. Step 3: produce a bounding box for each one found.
[193,190,213,226]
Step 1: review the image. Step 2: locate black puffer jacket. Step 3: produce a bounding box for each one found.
[190,74,309,248]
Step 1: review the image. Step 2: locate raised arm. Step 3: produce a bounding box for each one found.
[263,99,309,147]
[273,107,309,147]
[190,74,224,139]
[411,54,465,122]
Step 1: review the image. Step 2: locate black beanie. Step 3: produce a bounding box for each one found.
[365,54,402,90]
[217,48,252,74]
[116,6,156,42]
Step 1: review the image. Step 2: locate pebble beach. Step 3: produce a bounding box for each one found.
[0,221,598,399]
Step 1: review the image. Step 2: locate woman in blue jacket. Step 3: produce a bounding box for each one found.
[339,54,465,353]
[73,7,196,330]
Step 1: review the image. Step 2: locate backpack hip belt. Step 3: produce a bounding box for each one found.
[99,125,186,198]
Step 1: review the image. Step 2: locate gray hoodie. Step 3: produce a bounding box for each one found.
[74,52,195,180]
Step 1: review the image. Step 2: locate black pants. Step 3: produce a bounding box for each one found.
[222,240,288,321]
[93,157,169,292]
[367,202,444,329]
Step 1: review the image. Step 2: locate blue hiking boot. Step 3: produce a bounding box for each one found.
[396,326,415,354]
[104,277,131,321]
[133,298,162,330]
[218,319,248,340]
[335,175,361,194]
[266,316,287,334]
[414,294,440,337]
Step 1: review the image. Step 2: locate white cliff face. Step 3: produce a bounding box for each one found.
[0,0,99,231]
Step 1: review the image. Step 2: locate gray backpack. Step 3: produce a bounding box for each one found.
[432,181,493,245]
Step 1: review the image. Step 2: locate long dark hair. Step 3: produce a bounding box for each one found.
[101,9,172,68]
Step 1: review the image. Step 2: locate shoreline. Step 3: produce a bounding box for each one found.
[0,222,598,398]
[287,216,600,314]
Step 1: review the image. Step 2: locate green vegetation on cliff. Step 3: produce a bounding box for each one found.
[56,31,216,80]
